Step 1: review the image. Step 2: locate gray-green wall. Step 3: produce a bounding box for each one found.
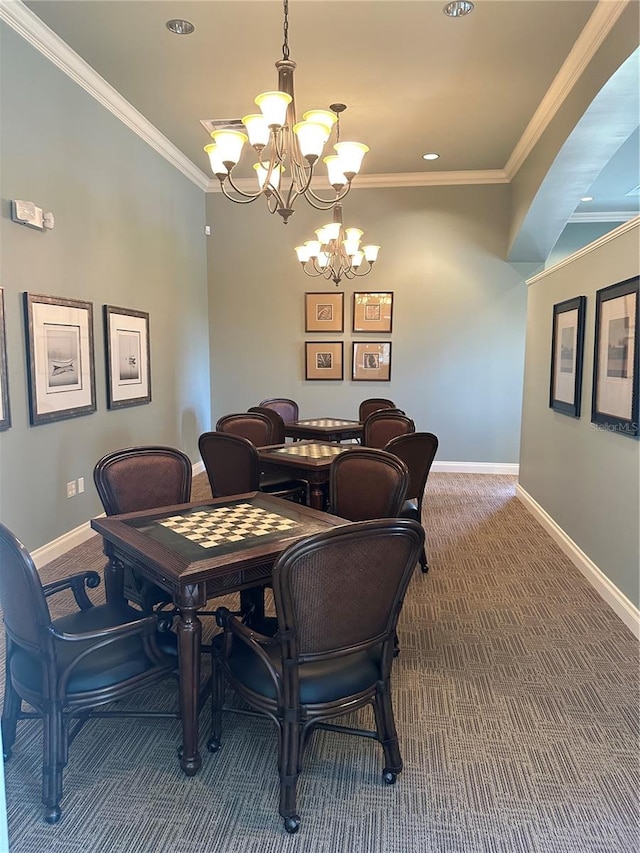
[206,184,528,465]
[0,25,211,551]
[519,220,640,606]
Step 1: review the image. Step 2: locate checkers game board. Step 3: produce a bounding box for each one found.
[297,419,357,427]
[158,503,299,549]
[271,444,347,459]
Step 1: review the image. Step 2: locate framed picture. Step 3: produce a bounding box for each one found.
[305,292,344,333]
[352,292,393,333]
[24,293,96,426]
[591,276,639,436]
[352,341,392,381]
[549,295,586,417]
[0,288,11,431]
[104,305,151,409]
[305,341,344,381]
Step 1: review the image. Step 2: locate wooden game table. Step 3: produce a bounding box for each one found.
[258,440,357,510]
[91,492,345,777]
[284,418,363,443]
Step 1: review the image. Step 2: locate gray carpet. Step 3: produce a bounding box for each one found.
[2,473,638,852]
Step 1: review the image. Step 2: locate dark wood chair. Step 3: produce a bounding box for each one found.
[327,447,409,521]
[216,412,307,503]
[198,431,261,497]
[358,397,396,423]
[258,397,299,424]
[209,518,425,833]
[248,406,287,443]
[93,445,192,612]
[385,433,439,573]
[0,522,178,824]
[362,410,416,449]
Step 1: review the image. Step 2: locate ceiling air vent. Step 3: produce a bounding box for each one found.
[199,118,245,135]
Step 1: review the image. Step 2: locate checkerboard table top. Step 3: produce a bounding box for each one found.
[270,443,349,459]
[158,503,299,549]
[295,419,360,427]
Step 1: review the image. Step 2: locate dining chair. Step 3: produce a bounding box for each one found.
[93,445,192,612]
[0,522,178,824]
[198,431,261,497]
[248,406,287,443]
[258,397,299,424]
[362,409,416,449]
[327,447,409,521]
[215,412,307,503]
[385,433,439,573]
[358,397,396,423]
[209,518,425,833]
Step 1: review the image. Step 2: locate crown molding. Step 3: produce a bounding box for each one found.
[569,210,638,223]
[526,215,639,285]
[505,0,630,180]
[0,0,210,191]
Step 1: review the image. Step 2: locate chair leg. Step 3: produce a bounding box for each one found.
[2,650,21,760]
[41,701,65,824]
[278,718,302,834]
[372,681,403,784]
[207,661,225,753]
[419,544,429,573]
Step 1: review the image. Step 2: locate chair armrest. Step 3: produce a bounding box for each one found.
[214,607,282,693]
[42,571,101,610]
[49,613,173,693]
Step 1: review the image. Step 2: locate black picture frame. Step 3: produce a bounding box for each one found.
[591,276,639,437]
[0,288,11,431]
[304,341,344,380]
[24,293,96,426]
[304,292,344,333]
[352,341,392,381]
[549,295,586,417]
[104,305,151,409]
[352,292,393,333]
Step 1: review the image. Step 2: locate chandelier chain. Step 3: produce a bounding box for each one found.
[282,0,290,60]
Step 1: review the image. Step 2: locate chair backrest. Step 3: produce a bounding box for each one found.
[198,432,260,497]
[358,398,396,423]
[216,412,274,448]
[328,448,410,521]
[0,523,52,654]
[363,410,416,449]
[384,433,439,503]
[93,445,192,516]
[258,398,299,424]
[272,519,424,660]
[248,406,286,444]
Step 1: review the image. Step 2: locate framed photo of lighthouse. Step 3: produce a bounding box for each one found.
[104,305,151,409]
[24,292,96,425]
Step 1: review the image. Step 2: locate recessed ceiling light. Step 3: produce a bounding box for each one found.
[422,153,440,161]
[166,19,195,35]
[580,196,594,202]
[443,1,474,17]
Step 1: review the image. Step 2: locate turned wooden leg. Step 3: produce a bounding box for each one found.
[177,601,202,776]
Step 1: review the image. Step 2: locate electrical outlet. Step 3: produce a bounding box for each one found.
[78,476,85,494]
[66,480,77,498]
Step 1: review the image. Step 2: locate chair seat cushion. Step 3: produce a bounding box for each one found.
[399,499,419,520]
[10,602,177,697]
[215,634,382,704]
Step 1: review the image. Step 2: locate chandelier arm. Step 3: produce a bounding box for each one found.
[301,264,325,278]
[218,182,263,205]
[353,263,374,277]
[303,182,351,208]
[221,174,266,202]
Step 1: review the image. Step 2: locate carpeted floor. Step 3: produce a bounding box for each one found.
[2,473,638,852]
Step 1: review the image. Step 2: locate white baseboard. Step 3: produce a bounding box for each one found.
[432,461,519,475]
[516,484,639,639]
[33,460,207,570]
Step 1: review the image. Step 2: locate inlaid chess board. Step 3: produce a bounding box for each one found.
[297,419,358,427]
[271,443,347,459]
[158,503,299,549]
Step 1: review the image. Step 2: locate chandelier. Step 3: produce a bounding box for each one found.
[203,0,369,224]
[294,202,380,286]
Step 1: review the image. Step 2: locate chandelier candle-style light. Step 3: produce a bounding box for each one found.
[204,0,369,224]
[294,203,380,286]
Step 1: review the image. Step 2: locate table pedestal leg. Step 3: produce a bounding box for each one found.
[177,602,202,776]
[104,556,125,603]
[308,484,325,510]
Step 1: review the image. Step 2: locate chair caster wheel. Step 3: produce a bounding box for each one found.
[3,749,11,761]
[382,769,397,785]
[44,805,61,824]
[207,736,221,753]
[284,815,300,834]
[420,564,429,574]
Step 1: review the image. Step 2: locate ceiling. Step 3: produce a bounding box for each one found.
[13,0,640,229]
